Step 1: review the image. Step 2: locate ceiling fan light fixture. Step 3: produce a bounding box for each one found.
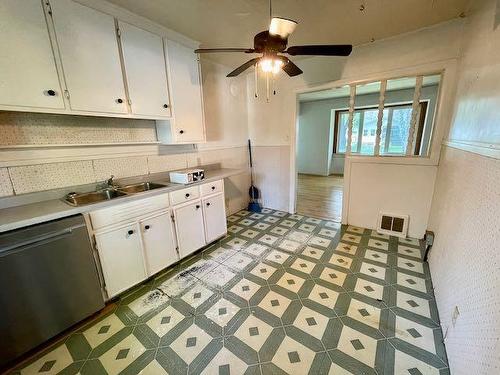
[260,57,284,74]
[269,17,297,38]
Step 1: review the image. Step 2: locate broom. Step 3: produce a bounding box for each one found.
[247,139,262,212]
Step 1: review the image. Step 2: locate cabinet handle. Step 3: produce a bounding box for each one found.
[195,205,200,209]
[116,98,124,104]
[127,229,134,235]
[211,186,216,190]
[163,104,169,108]
[185,193,190,198]
[206,202,211,207]
[46,89,57,96]
[144,225,151,231]
[179,130,184,134]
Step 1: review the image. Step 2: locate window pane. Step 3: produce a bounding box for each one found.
[353,81,382,155]
[351,112,361,152]
[338,112,348,153]
[381,76,417,155]
[337,111,361,153]
[388,107,412,153]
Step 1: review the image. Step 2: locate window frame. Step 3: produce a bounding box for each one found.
[333,101,429,156]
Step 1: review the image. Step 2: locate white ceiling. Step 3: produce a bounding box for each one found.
[106,0,470,67]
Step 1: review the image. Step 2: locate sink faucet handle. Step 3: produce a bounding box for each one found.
[106,175,115,186]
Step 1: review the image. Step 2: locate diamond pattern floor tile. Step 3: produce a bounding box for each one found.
[271,336,316,374]
[15,208,448,375]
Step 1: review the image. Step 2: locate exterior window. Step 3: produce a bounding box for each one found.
[334,102,428,155]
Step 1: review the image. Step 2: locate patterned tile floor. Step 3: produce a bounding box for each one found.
[15,209,449,375]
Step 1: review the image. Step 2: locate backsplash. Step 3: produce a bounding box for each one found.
[0,147,248,197]
[0,111,248,198]
[0,111,156,145]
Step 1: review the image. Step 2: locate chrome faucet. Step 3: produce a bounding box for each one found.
[106,175,115,187]
[97,175,117,190]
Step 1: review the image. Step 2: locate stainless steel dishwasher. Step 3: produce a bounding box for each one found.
[0,215,105,368]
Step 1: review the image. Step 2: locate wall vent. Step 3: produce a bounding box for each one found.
[377,212,409,238]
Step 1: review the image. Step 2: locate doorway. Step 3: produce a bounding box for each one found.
[296,174,343,221]
[295,87,349,222]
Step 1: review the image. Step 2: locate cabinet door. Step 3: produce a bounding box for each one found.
[118,21,171,118]
[140,212,178,276]
[203,194,227,243]
[166,39,205,143]
[174,201,206,258]
[50,0,127,114]
[0,0,64,109]
[95,223,146,298]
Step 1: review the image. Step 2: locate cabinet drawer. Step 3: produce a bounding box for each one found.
[200,180,223,196]
[90,193,169,229]
[170,186,200,206]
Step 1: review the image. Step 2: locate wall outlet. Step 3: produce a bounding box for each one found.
[451,306,460,327]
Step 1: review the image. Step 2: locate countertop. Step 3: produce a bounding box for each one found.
[0,168,246,233]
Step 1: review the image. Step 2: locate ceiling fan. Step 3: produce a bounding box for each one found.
[194,2,353,78]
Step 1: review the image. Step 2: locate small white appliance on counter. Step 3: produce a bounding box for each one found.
[169,168,205,184]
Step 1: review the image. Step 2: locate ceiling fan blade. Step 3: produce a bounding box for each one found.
[276,56,303,77]
[269,17,297,39]
[285,45,353,56]
[227,58,261,77]
[195,48,255,53]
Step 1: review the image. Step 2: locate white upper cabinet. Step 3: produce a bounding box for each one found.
[49,0,127,114]
[118,21,171,118]
[166,39,205,143]
[0,0,64,109]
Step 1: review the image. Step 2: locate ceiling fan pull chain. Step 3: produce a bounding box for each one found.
[254,66,259,98]
[266,72,270,103]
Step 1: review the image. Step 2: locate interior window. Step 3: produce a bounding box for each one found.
[335,102,427,155]
[332,73,440,157]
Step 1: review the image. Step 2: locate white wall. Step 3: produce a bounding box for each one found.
[245,57,347,211]
[296,100,336,176]
[348,162,437,238]
[199,58,251,214]
[427,1,500,373]
[246,19,463,225]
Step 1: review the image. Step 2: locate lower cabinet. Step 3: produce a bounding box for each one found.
[95,223,147,298]
[174,201,206,258]
[140,212,177,276]
[203,194,227,243]
[92,181,227,299]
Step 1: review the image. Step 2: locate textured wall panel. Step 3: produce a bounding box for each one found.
[0,111,156,145]
[93,156,149,181]
[428,146,500,375]
[9,161,95,194]
[0,168,14,197]
[148,154,187,174]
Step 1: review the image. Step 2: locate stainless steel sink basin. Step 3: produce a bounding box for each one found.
[117,182,167,194]
[64,189,128,206]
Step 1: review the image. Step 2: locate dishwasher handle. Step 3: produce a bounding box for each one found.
[0,228,76,257]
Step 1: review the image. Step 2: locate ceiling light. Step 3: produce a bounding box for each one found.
[260,58,284,74]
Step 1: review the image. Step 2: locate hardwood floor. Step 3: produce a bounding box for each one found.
[296,174,343,222]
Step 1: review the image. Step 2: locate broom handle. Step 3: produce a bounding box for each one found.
[248,139,253,167]
[248,139,255,185]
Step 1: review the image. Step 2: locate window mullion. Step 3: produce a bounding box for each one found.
[374,80,387,156]
[346,85,356,155]
[358,111,364,153]
[406,76,423,155]
[384,108,394,153]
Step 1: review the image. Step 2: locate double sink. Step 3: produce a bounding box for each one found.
[64,182,167,206]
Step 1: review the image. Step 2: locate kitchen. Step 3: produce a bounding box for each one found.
[1,0,499,374]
